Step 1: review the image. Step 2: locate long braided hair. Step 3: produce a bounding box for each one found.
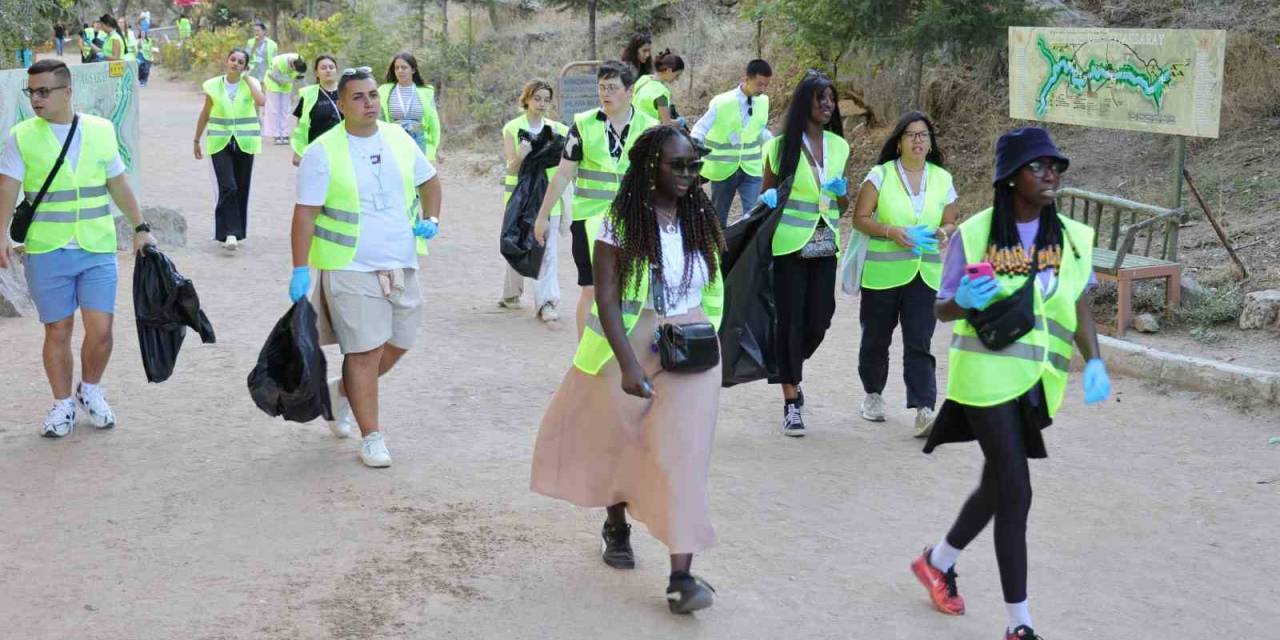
[609,125,723,300]
[985,182,1069,276]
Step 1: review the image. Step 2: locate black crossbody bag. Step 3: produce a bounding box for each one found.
[651,262,719,373]
[10,115,79,243]
[967,232,1081,351]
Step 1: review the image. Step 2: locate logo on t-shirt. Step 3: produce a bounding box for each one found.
[370,154,381,165]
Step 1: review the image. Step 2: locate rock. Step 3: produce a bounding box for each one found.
[1179,274,1209,307]
[1132,312,1161,333]
[0,251,35,318]
[1239,289,1280,331]
[115,205,187,251]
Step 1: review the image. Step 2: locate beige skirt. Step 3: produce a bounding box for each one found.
[530,308,721,555]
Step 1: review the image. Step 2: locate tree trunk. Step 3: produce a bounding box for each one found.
[487,0,500,30]
[466,0,474,91]
[588,0,597,60]
[440,0,450,104]
[755,18,763,59]
[415,0,427,46]
[270,8,280,43]
[909,49,924,110]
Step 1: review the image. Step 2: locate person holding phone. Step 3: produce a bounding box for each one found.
[531,126,725,614]
[910,127,1110,640]
[850,111,958,436]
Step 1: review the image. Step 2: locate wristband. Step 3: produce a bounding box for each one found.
[134,222,151,233]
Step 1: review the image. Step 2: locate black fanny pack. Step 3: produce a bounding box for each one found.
[651,263,719,373]
[966,253,1039,351]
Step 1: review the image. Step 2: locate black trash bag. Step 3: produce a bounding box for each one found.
[718,177,794,388]
[133,246,216,383]
[246,299,334,423]
[500,126,566,278]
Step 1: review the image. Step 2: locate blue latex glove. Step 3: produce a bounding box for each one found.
[288,266,310,302]
[906,224,939,256]
[954,275,1000,311]
[1083,358,1111,405]
[759,188,778,208]
[413,219,438,240]
[821,176,849,198]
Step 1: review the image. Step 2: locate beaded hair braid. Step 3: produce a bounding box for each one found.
[985,183,1066,276]
[608,126,723,300]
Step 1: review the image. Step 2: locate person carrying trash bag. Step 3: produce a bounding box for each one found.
[289,67,443,469]
[134,246,216,384]
[499,80,570,321]
[247,298,332,424]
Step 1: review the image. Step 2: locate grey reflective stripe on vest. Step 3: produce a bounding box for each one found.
[29,184,109,203]
[950,334,1046,363]
[577,168,618,183]
[585,314,604,336]
[33,211,77,223]
[863,249,944,263]
[585,301,644,336]
[783,199,821,214]
[574,187,616,201]
[922,252,943,264]
[704,154,740,163]
[779,213,818,229]
[1048,352,1071,373]
[78,204,111,220]
[207,116,260,126]
[1047,318,1074,344]
[314,226,357,248]
[320,206,359,225]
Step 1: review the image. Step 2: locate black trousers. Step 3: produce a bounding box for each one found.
[858,274,938,409]
[772,252,836,386]
[944,399,1034,604]
[211,139,254,242]
[569,220,594,287]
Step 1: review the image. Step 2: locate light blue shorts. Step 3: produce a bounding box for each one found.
[23,248,119,324]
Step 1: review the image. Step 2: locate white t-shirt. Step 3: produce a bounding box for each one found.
[0,118,127,250]
[223,78,240,101]
[598,217,708,316]
[861,161,957,221]
[296,129,437,272]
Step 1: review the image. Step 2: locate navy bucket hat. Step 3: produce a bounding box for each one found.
[993,127,1069,186]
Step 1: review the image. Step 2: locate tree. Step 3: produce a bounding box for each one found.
[0,0,67,69]
[545,0,645,60]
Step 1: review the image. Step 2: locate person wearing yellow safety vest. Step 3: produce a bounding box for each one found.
[531,61,659,337]
[177,16,192,41]
[631,50,685,126]
[0,59,157,438]
[379,53,443,163]
[851,111,958,437]
[499,79,570,321]
[758,71,849,437]
[288,68,443,468]
[192,48,265,252]
[910,128,1110,640]
[122,20,138,59]
[264,53,308,146]
[79,23,95,63]
[531,126,724,614]
[97,15,126,62]
[690,59,773,227]
[290,55,342,166]
[137,31,156,87]
[245,22,277,85]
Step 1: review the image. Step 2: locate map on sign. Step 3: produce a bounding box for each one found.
[1009,27,1225,138]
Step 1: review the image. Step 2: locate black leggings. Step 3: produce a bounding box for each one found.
[944,399,1033,603]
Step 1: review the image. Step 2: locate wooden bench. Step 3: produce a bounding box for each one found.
[1056,188,1184,337]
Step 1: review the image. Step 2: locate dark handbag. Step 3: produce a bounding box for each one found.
[966,252,1039,351]
[651,263,719,373]
[10,115,78,243]
[799,222,837,259]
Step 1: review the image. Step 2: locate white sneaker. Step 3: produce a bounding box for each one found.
[861,393,886,422]
[326,377,355,439]
[914,407,935,438]
[539,303,560,323]
[223,235,238,251]
[75,382,116,429]
[360,432,392,468]
[498,296,523,310]
[41,400,76,438]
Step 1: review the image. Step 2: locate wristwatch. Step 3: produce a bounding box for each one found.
[134,222,152,233]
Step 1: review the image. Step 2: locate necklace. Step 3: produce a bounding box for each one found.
[652,206,678,234]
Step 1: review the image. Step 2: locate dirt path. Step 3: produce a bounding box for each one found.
[1,73,1277,639]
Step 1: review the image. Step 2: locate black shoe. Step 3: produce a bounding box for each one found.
[795,386,804,407]
[1005,626,1045,640]
[666,571,715,614]
[601,522,635,569]
[782,401,806,437]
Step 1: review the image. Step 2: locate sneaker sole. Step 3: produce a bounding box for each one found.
[600,538,636,570]
[41,425,73,438]
[667,589,714,614]
[861,412,886,422]
[910,560,965,616]
[361,458,392,468]
[782,428,806,438]
[76,396,115,429]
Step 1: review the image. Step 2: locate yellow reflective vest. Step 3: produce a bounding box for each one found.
[378,83,441,163]
[764,132,849,256]
[946,208,1094,417]
[307,122,429,270]
[245,37,278,77]
[631,74,671,122]
[700,89,768,181]
[264,53,300,93]
[14,115,119,254]
[570,108,658,222]
[502,113,568,215]
[202,75,261,155]
[861,160,952,291]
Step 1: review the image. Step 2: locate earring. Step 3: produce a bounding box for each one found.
[1007,181,1015,187]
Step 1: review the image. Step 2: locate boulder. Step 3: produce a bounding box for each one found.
[1132,312,1161,333]
[0,251,35,318]
[1239,289,1280,331]
[115,205,188,251]
[1179,274,1209,307]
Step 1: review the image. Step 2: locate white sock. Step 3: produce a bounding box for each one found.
[929,538,962,572]
[79,382,99,395]
[56,397,75,410]
[1006,600,1032,633]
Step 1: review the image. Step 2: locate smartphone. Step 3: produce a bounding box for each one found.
[965,262,996,280]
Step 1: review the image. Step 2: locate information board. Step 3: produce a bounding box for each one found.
[559,61,600,121]
[1009,27,1225,138]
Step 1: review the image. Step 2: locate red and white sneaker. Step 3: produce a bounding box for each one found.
[911,546,965,615]
[1005,625,1044,639]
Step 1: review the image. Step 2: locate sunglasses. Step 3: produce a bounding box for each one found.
[342,66,372,76]
[1026,159,1068,177]
[664,159,704,175]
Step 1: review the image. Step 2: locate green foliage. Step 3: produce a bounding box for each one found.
[288,14,352,67]
[1175,284,1245,329]
[170,22,251,76]
[0,0,68,68]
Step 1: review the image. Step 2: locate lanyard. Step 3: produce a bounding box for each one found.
[894,159,928,222]
[393,86,415,121]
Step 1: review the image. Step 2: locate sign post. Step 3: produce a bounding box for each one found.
[559,61,601,121]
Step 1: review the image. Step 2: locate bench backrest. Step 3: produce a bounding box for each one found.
[1056,188,1183,262]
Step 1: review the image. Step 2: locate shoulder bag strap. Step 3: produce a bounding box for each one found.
[29,115,79,211]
